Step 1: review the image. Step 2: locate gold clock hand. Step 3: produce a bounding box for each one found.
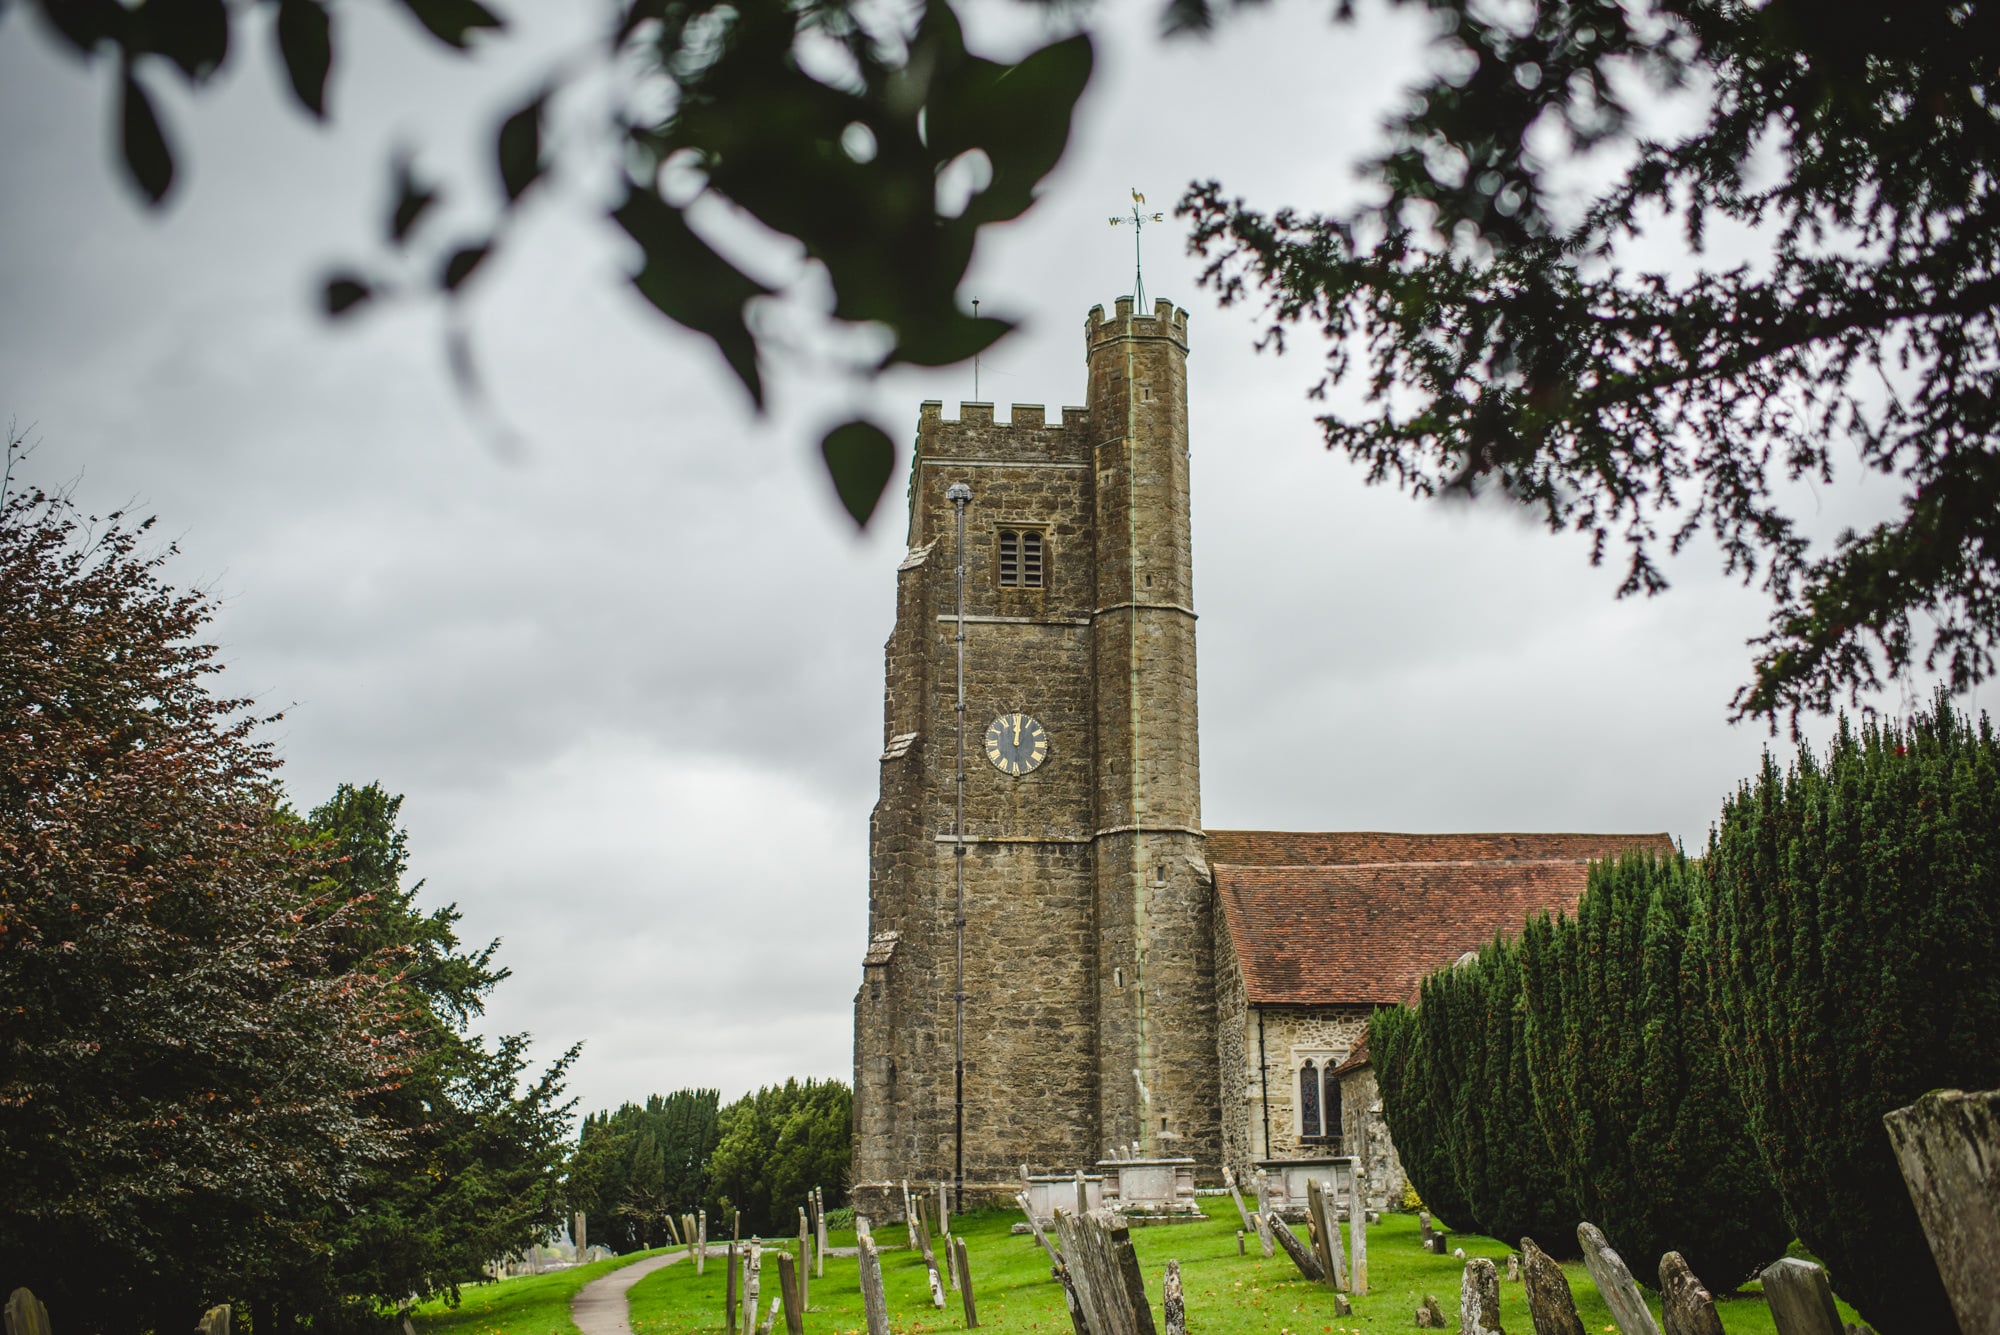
[1013,716,1023,745]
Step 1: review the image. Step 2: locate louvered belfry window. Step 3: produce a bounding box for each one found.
[998,529,1045,588]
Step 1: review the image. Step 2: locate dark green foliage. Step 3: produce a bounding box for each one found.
[1182,2,2000,725]
[707,1079,852,1236]
[571,1090,724,1252]
[1704,696,2000,1333]
[1520,853,1790,1290]
[1368,1004,1473,1232]
[262,783,579,1331]
[0,482,407,1332]
[1373,943,1578,1253]
[0,464,574,1332]
[1440,938,1580,1255]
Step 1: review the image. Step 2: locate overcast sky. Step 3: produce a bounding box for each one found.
[4,0,1988,1121]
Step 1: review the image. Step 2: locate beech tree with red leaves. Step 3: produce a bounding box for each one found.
[0,450,417,1330]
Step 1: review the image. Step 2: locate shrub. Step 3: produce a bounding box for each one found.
[1704,697,2000,1333]
[1520,852,1790,1289]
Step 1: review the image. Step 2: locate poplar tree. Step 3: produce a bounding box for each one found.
[1704,698,2000,1332]
[1520,853,1789,1290]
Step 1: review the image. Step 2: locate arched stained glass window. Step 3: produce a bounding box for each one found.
[1299,1059,1322,1139]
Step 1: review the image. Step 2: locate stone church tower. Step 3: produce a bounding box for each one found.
[852,297,1218,1212]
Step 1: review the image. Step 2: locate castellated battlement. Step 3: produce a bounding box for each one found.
[1086,296,1191,350]
[917,401,1091,429]
[915,400,1092,465]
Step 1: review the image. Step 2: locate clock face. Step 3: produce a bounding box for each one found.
[984,713,1049,776]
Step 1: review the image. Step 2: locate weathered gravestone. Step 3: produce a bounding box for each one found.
[1519,1238,1584,1335]
[1658,1252,1723,1335]
[1578,1223,1662,1335]
[1053,1208,1159,1335]
[1270,1215,1325,1283]
[1507,1253,1521,1283]
[1163,1259,1185,1335]
[1017,1191,1064,1271]
[1305,1177,1347,1290]
[1461,1257,1504,1335]
[1759,1258,1845,1335]
[1420,1210,1434,1247]
[1416,1294,1448,1328]
[1223,1167,1255,1232]
[776,1252,805,1335]
[856,1235,891,1335]
[1884,1087,2000,1335]
[953,1235,979,1328]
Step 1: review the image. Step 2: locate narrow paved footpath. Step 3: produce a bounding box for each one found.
[571,1250,685,1335]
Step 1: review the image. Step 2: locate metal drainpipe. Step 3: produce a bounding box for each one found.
[947,481,972,1214]
[1257,1006,1271,1160]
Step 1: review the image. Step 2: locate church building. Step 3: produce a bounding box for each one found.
[849,296,1669,1218]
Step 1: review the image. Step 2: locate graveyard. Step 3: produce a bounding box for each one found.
[408,1200,1873,1335]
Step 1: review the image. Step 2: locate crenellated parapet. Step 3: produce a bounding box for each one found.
[915,401,1093,467]
[1086,297,1191,353]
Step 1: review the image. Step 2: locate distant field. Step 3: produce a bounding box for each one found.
[625,1202,1865,1335]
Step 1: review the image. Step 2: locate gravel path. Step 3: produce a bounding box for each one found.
[571,1250,685,1335]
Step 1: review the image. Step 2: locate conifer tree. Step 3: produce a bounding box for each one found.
[1437,938,1579,1255]
[1520,853,1789,1290]
[1368,1004,1473,1233]
[1704,698,2000,1332]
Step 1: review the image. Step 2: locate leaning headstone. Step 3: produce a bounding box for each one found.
[726,1243,740,1335]
[1461,1257,1504,1335]
[1270,1216,1325,1283]
[1520,1238,1585,1335]
[1305,1178,1346,1289]
[1017,1191,1064,1269]
[940,1180,952,1237]
[928,1255,948,1310]
[776,1252,805,1335]
[1224,1167,1255,1232]
[1577,1223,1662,1335]
[857,1235,891,1335]
[1759,1258,1845,1335]
[6,1289,53,1335]
[1658,1253,1723,1335]
[1052,1208,1158,1335]
[1333,1294,1352,1317]
[1348,1166,1369,1294]
[1163,1259,1185,1335]
[1250,1210,1275,1259]
[1416,1295,1448,1328]
[1884,1087,2000,1333]
[954,1234,979,1328]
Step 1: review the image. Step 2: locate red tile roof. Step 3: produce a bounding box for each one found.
[1210,830,1674,1007]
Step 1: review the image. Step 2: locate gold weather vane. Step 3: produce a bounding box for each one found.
[1110,188,1165,310]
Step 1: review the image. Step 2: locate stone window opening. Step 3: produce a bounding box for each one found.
[998,528,1045,588]
[1299,1059,1322,1139]
[1293,1053,1346,1146]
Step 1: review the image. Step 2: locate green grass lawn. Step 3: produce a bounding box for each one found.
[410,1248,672,1335]
[627,1202,1867,1335]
